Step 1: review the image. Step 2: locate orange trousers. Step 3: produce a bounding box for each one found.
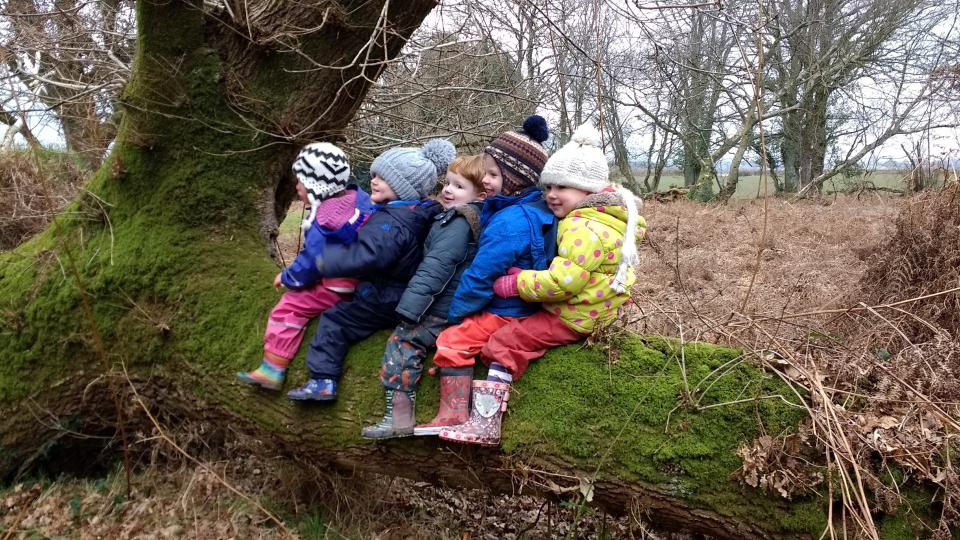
[433,310,584,381]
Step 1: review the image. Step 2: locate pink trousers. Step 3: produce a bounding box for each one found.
[263,284,348,360]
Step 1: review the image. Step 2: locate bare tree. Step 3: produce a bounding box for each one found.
[0,0,133,168]
[768,0,952,194]
[348,30,532,166]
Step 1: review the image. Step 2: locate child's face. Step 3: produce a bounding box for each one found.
[369,175,399,204]
[481,154,503,197]
[439,171,484,210]
[295,179,309,204]
[545,184,592,218]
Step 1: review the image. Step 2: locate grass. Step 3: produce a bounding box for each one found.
[624,171,918,199]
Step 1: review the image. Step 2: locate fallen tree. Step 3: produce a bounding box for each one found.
[5,324,830,538]
[0,1,937,538]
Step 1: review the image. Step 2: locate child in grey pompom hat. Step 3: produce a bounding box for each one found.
[369,139,457,201]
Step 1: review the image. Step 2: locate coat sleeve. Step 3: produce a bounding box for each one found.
[396,218,470,322]
[447,217,525,322]
[317,213,406,279]
[280,222,326,289]
[516,222,605,302]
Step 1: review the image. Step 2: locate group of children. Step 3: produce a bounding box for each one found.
[237,116,647,446]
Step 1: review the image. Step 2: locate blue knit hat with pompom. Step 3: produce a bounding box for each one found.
[485,115,550,196]
[370,139,456,200]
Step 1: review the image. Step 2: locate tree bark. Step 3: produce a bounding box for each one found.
[677,11,729,192]
[718,107,757,203]
[605,86,637,191]
[797,89,829,189]
[0,0,435,472]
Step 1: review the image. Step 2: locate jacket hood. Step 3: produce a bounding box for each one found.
[480,186,543,227]
[453,201,482,241]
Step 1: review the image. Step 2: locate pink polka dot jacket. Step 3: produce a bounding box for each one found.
[515,191,647,334]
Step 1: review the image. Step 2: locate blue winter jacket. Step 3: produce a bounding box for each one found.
[281,186,374,290]
[314,199,441,291]
[447,187,557,322]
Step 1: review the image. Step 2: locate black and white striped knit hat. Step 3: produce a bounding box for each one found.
[292,142,351,229]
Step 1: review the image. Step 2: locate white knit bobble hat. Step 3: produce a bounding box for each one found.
[540,123,609,192]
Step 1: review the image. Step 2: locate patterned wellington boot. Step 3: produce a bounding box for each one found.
[438,380,509,446]
[236,353,289,391]
[361,389,416,439]
[413,367,472,436]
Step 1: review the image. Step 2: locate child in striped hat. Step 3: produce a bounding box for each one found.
[237,142,374,391]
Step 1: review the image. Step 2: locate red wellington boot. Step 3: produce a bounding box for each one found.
[413,367,472,436]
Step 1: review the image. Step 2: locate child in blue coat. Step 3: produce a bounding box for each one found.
[287,139,456,401]
[414,116,556,438]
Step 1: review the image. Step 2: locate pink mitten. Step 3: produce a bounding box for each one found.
[493,267,523,298]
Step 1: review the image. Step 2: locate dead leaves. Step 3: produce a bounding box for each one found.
[734,433,824,499]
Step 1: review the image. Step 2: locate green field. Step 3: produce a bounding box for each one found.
[623,171,918,199]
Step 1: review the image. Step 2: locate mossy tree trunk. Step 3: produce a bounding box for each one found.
[0,2,910,538]
[0,0,435,469]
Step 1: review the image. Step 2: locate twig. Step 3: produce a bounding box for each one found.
[120,362,294,537]
[742,285,960,323]
[1,489,41,540]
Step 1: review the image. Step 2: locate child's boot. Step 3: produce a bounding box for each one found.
[413,367,472,436]
[287,378,337,401]
[438,380,509,446]
[236,352,289,391]
[361,389,416,439]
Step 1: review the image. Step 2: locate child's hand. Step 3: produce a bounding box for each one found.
[493,267,522,298]
[273,273,284,290]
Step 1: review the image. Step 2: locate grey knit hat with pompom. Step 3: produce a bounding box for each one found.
[370,139,457,200]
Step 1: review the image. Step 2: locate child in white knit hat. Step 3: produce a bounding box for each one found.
[437,122,647,446]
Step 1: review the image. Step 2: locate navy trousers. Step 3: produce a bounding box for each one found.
[306,281,403,380]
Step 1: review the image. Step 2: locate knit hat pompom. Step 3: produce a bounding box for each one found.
[521,115,550,144]
[485,115,550,196]
[540,121,609,193]
[421,138,457,177]
[570,123,601,148]
[370,138,458,200]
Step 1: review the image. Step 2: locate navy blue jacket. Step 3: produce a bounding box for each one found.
[281,187,374,289]
[448,187,557,322]
[396,202,482,323]
[315,200,441,291]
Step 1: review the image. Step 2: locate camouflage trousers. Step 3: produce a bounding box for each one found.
[380,314,448,393]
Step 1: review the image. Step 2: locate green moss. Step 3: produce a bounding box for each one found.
[876,484,942,539]
[174,314,824,533]
[498,336,818,531]
[0,0,289,406]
